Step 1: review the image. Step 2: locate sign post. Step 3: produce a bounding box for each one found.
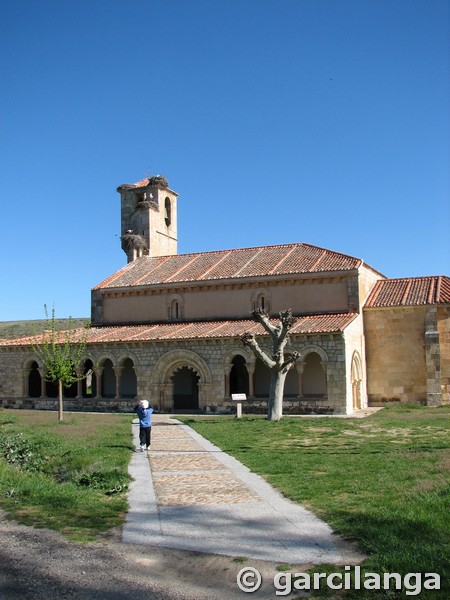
[231,393,247,418]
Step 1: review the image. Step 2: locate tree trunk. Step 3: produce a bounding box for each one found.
[58,379,64,422]
[267,370,287,421]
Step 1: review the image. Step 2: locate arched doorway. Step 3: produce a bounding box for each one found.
[171,367,199,411]
[351,352,362,409]
[230,355,249,396]
[28,361,41,398]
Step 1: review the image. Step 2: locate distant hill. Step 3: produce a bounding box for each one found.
[0,319,90,340]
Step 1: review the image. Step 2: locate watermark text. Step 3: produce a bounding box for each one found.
[236,565,440,595]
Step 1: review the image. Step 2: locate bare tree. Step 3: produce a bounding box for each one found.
[241,308,299,421]
[33,306,90,422]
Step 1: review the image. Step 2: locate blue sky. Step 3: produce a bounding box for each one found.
[1,0,449,321]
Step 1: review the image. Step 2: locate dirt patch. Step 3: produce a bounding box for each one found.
[0,510,302,599]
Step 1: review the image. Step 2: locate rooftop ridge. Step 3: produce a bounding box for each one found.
[93,242,366,291]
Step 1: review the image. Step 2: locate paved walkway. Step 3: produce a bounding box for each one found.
[122,415,364,565]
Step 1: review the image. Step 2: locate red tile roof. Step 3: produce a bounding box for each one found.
[132,177,151,188]
[94,243,364,290]
[364,276,450,308]
[0,314,357,348]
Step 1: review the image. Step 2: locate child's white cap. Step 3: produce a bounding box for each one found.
[141,400,149,409]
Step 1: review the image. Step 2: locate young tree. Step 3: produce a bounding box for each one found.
[33,306,90,422]
[241,308,299,421]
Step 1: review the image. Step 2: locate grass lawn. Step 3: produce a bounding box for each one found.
[0,405,448,598]
[0,410,134,541]
[180,405,449,599]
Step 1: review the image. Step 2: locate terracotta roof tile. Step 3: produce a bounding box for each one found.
[133,177,151,188]
[93,243,363,290]
[364,276,450,308]
[0,314,357,347]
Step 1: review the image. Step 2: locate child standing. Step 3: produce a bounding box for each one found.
[134,400,154,451]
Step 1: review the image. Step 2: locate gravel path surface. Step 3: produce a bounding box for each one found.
[0,512,289,599]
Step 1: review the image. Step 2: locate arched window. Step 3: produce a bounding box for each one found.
[120,357,137,398]
[101,359,116,398]
[254,358,271,397]
[82,359,96,397]
[168,294,183,321]
[230,355,249,396]
[28,361,41,398]
[303,352,327,396]
[351,352,363,409]
[164,197,171,226]
[252,289,271,313]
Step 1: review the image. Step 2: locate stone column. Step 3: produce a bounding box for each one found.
[296,362,305,397]
[39,369,46,398]
[224,367,231,398]
[114,367,123,399]
[94,367,103,399]
[132,367,144,401]
[247,363,255,398]
[22,369,29,398]
[321,360,328,397]
[75,368,83,399]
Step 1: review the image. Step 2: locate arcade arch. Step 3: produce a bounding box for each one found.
[151,350,212,411]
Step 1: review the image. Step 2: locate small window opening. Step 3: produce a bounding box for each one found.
[164,197,171,226]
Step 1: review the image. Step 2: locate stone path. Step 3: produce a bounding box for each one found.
[149,419,259,506]
[122,415,364,565]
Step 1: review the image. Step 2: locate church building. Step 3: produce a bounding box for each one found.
[0,175,449,414]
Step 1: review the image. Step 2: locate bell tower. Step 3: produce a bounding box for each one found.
[117,175,179,263]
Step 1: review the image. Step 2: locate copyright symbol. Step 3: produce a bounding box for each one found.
[236,567,262,592]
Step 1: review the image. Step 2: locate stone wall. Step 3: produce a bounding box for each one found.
[95,276,352,326]
[437,305,450,404]
[0,331,352,414]
[343,314,368,412]
[364,306,428,404]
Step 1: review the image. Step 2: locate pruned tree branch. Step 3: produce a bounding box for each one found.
[277,309,297,346]
[251,308,279,340]
[241,332,275,369]
[280,350,300,372]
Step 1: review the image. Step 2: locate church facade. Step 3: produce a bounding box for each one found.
[0,175,449,414]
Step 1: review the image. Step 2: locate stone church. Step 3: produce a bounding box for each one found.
[0,175,449,414]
